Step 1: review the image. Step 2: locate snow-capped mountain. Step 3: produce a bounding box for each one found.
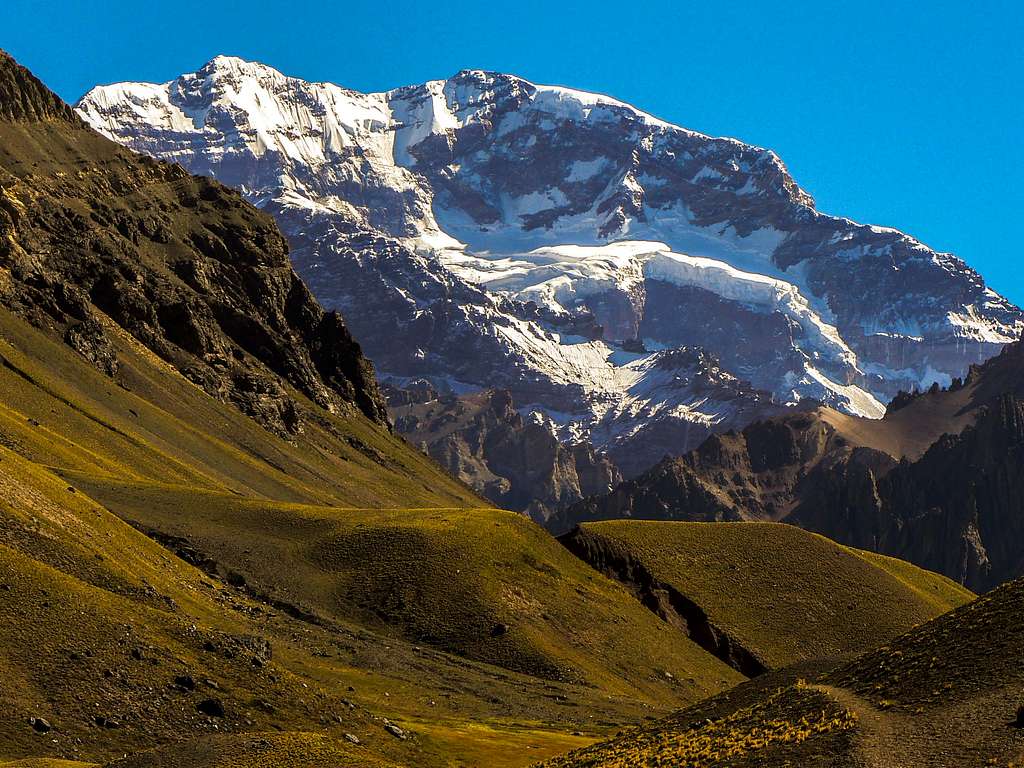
[76,56,1022,478]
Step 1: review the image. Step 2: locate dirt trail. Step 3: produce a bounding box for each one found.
[810,684,1023,768]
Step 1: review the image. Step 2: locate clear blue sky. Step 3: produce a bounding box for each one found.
[3,0,1021,304]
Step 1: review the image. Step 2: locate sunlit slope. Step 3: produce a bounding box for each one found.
[1,441,626,768]
[565,521,973,670]
[0,307,478,508]
[0,302,740,729]
[68,479,743,702]
[542,575,1024,768]
[0,378,670,768]
[0,444,410,766]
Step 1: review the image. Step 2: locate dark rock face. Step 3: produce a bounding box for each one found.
[0,50,388,435]
[282,216,584,412]
[552,409,829,533]
[560,341,1024,591]
[388,386,621,521]
[640,281,821,393]
[793,395,1024,591]
[196,698,225,718]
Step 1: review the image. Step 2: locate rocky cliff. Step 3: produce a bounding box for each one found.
[389,385,620,521]
[0,50,388,436]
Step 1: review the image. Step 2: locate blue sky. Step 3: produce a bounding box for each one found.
[3,0,1021,304]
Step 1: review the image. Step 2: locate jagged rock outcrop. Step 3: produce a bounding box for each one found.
[551,407,832,533]
[389,386,620,520]
[0,50,388,435]
[792,394,1024,591]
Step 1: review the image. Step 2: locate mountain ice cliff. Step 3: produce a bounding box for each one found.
[77,56,1022,482]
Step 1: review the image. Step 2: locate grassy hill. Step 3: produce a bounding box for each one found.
[0,48,993,768]
[0,228,748,766]
[543,576,1024,768]
[0,50,747,766]
[563,521,973,671]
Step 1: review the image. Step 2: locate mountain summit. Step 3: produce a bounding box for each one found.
[77,56,1022,487]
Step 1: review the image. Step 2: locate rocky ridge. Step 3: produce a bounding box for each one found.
[0,50,388,436]
[560,339,1024,591]
[388,384,621,521]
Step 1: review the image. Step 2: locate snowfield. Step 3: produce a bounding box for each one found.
[76,56,1022,467]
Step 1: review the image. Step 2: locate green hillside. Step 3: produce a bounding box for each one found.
[0,49,746,767]
[0,48,990,768]
[0,299,748,766]
[565,521,972,670]
[543,576,1024,768]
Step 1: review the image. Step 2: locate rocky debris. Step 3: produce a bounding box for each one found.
[198,632,272,668]
[196,698,225,718]
[237,635,272,665]
[382,720,407,740]
[173,674,196,691]
[63,318,119,375]
[253,699,276,714]
[490,623,510,637]
[388,386,621,521]
[344,732,361,745]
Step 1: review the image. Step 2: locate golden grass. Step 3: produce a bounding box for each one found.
[541,684,858,768]
[0,304,737,766]
[67,477,742,703]
[575,520,973,668]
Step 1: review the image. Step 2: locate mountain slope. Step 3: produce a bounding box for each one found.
[75,56,1022,498]
[2,58,389,434]
[560,339,1024,591]
[543,574,1024,768]
[0,49,1007,767]
[562,521,972,674]
[388,385,622,521]
[0,50,754,767]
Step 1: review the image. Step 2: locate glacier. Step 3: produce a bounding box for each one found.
[76,55,1022,477]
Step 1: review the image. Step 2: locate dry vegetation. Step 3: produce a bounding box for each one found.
[570,520,972,668]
